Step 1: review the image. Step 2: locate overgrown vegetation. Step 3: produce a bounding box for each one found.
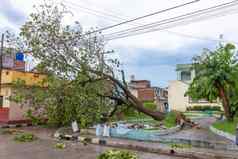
[213,117,238,135]
[97,150,138,159]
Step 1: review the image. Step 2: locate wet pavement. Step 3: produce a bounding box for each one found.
[163,117,233,144]
[0,117,237,159]
[0,129,186,159]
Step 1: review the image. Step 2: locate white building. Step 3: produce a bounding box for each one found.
[168,64,220,112]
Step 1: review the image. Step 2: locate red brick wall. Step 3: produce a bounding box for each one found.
[130,80,151,88]
[137,88,155,102]
[0,108,9,123]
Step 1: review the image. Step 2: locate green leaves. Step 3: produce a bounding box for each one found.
[187,43,238,120]
[97,150,138,159]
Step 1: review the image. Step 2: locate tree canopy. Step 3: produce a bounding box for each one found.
[186,43,238,121]
[8,2,166,127]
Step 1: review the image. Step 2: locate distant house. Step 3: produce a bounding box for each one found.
[128,77,168,112]
[168,64,221,112]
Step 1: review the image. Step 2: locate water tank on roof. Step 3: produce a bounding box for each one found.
[16,52,24,61]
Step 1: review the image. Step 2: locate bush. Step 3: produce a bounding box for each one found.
[163,111,177,128]
[97,150,138,159]
[186,106,221,111]
[14,132,37,142]
[143,101,157,110]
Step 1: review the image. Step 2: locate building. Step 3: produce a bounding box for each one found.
[0,68,46,123]
[0,51,46,123]
[168,64,220,112]
[128,77,168,112]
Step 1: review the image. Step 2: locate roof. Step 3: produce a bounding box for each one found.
[130,80,150,83]
[176,64,193,71]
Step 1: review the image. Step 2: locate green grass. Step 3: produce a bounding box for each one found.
[212,118,238,135]
[163,112,177,128]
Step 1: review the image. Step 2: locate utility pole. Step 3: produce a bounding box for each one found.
[0,34,4,102]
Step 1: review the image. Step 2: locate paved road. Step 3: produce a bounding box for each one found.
[0,117,234,159]
[0,131,186,159]
[164,117,233,144]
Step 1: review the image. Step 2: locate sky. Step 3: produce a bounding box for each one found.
[1,0,238,87]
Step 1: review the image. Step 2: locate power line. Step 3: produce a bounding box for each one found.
[105,0,238,37]
[0,34,4,96]
[104,0,238,40]
[64,0,132,22]
[77,0,200,35]
[105,10,238,40]
[65,0,238,44]
[66,4,121,24]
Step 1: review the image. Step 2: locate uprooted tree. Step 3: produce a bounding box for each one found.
[7,2,186,127]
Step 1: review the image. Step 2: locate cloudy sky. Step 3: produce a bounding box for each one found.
[1,0,238,87]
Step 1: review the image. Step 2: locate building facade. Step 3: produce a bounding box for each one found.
[128,79,168,112]
[168,64,220,112]
[0,69,46,123]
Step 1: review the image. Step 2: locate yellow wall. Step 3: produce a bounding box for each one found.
[1,69,46,86]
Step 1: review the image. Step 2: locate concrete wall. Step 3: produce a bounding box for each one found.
[168,80,189,112]
[168,80,221,112]
[9,101,29,121]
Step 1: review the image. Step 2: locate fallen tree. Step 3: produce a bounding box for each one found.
[7,1,192,126]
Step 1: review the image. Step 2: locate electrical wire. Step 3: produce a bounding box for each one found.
[103,0,238,41]
[76,0,200,35]
[65,0,238,44]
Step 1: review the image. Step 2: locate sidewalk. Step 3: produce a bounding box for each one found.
[88,136,238,159]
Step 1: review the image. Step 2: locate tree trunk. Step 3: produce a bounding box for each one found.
[105,73,165,120]
[126,89,165,120]
[216,82,232,121]
[90,70,166,120]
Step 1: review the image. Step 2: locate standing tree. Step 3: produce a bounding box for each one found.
[186,43,238,121]
[8,1,168,127]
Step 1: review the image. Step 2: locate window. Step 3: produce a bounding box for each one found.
[0,96,3,107]
[181,71,191,81]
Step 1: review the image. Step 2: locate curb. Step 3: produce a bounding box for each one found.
[54,133,237,159]
[209,126,236,143]
[0,123,32,129]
